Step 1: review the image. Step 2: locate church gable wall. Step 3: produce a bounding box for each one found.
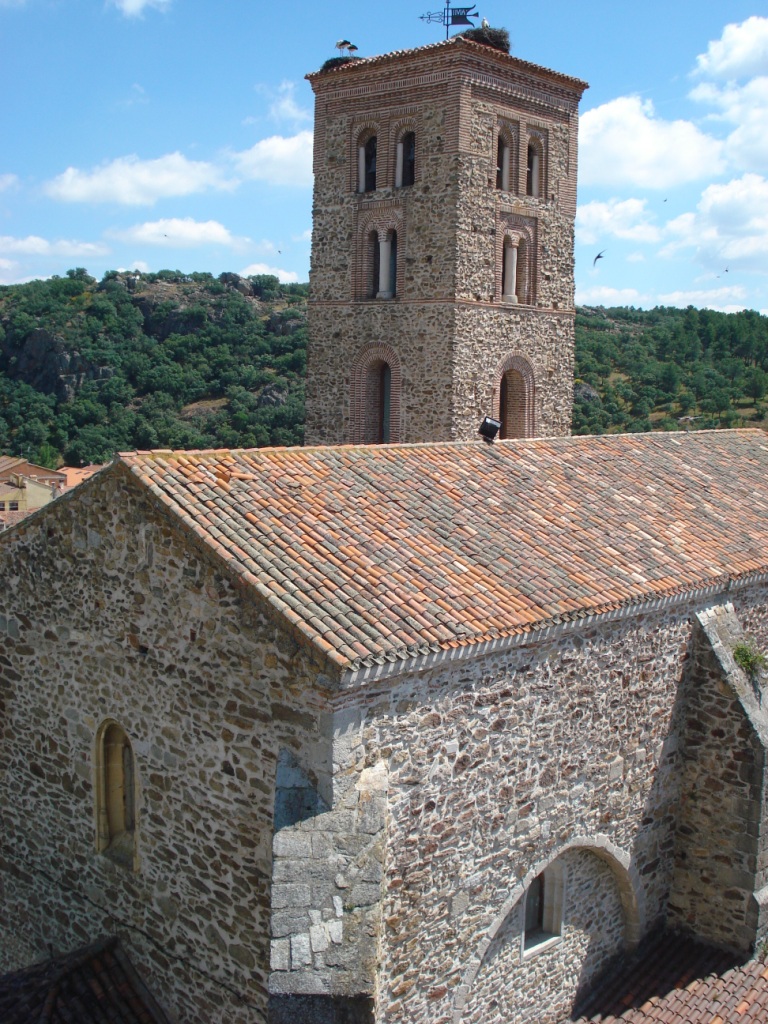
[0,469,328,1024]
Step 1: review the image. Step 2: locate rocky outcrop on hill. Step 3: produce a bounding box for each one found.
[0,326,113,402]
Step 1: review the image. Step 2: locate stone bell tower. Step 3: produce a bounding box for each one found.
[304,36,587,446]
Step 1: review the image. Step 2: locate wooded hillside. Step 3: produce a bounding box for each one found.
[1,269,766,468]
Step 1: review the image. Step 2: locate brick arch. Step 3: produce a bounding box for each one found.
[525,128,547,198]
[355,208,404,300]
[492,353,536,438]
[391,118,419,187]
[349,342,402,444]
[495,120,519,192]
[353,123,380,193]
[453,835,645,1023]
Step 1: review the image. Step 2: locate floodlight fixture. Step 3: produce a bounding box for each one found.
[478,416,501,443]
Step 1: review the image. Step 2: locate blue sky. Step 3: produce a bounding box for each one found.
[1,0,767,312]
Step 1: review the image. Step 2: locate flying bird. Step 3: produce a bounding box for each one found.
[593,249,606,267]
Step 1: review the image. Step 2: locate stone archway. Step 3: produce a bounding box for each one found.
[454,835,645,1024]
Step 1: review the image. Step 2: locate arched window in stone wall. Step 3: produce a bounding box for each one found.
[494,354,536,439]
[95,720,138,869]
[357,129,378,193]
[350,343,402,444]
[498,220,535,306]
[523,861,564,952]
[496,124,517,192]
[526,134,545,199]
[357,212,403,301]
[396,130,416,188]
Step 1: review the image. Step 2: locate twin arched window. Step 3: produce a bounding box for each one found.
[95,720,138,869]
[368,229,398,299]
[357,129,416,192]
[496,127,545,198]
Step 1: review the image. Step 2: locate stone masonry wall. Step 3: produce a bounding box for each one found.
[0,468,330,1024]
[328,590,768,1024]
[668,603,768,951]
[269,761,387,1016]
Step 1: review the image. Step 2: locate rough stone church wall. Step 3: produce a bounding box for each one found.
[333,589,768,1024]
[0,469,329,1024]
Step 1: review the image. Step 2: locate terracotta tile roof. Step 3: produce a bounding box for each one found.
[569,931,766,1023]
[305,35,588,90]
[0,937,171,1024]
[61,464,106,489]
[116,429,768,673]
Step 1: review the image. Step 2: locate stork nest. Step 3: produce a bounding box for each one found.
[319,56,363,73]
[458,27,510,53]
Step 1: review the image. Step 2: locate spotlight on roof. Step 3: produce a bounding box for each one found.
[478,416,501,443]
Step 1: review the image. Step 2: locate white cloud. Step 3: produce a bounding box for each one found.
[231,131,313,188]
[0,174,18,192]
[44,153,231,206]
[575,285,648,306]
[694,16,768,80]
[113,217,245,248]
[576,198,661,245]
[690,76,768,173]
[657,286,748,312]
[239,262,299,284]
[661,174,768,271]
[268,81,311,125]
[579,96,723,189]
[294,228,312,242]
[0,235,109,257]
[111,0,171,16]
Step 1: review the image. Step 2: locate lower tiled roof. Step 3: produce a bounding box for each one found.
[118,429,768,673]
[0,937,171,1024]
[570,930,766,1023]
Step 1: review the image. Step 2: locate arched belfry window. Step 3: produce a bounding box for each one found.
[496,129,516,192]
[495,355,536,439]
[95,720,138,869]
[500,231,533,306]
[358,135,377,193]
[350,343,402,444]
[526,136,544,199]
[396,131,416,188]
[364,359,392,443]
[367,229,397,299]
[369,231,380,299]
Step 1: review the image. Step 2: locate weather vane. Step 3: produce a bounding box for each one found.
[420,0,478,39]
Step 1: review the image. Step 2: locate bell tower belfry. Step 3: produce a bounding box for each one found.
[304,36,587,445]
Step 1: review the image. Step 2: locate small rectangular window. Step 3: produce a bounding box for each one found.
[9,501,18,511]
